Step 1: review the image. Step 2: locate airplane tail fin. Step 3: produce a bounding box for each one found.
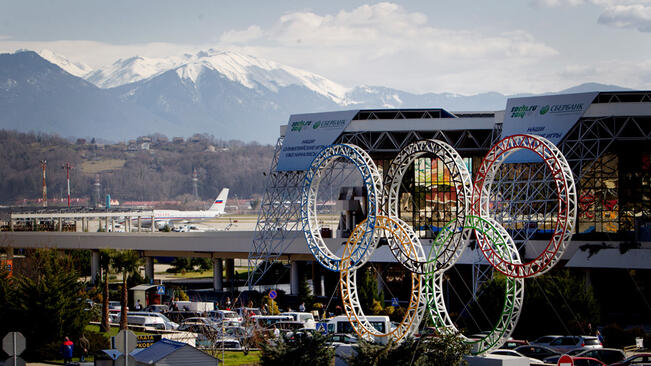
[208,188,229,213]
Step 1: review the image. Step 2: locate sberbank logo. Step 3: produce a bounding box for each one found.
[540,105,550,115]
[313,121,321,129]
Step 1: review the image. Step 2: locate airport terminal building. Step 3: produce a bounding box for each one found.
[251,90,651,324]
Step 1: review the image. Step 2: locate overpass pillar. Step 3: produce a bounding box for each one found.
[225,258,235,292]
[312,261,323,297]
[58,217,63,232]
[145,256,154,281]
[137,216,141,232]
[6,247,13,260]
[290,260,300,295]
[90,250,100,285]
[105,217,109,232]
[151,216,155,232]
[213,257,223,292]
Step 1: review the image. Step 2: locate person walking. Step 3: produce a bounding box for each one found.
[60,337,74,365]
[299,302,306,312]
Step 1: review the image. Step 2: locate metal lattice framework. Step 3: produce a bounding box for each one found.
[301,144,383,272]
[340,216,427,342]
[383,139,473,273]
[247,137,306,288]
[425,216,524,354]
[472,134,577,278]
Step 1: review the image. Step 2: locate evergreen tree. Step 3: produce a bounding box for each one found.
[0,249,92,360]
[260,332,334,366]
[357,265,385,313]
[348,334,470,366]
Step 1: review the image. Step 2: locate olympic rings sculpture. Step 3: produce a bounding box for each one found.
[300,135,577,352]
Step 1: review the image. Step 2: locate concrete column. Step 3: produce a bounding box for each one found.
[151,216,155,232]
[312,261,323,297]
[137,216,141,232]
[225,258,235,291]
[213,258,223,292]
[110,217,114,232]
[90,250,100,285]
[127,217,131,232]
[58,218,62,232]
[290,260,300,295]
[6,247,13,260]
[105,217,109,232]
[145,256,154,281]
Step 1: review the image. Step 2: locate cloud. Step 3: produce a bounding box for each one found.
[532,0,651,32]
[217,2,559,94]
[598,3,651,31]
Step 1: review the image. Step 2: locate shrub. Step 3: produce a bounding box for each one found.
[260,332,334,366]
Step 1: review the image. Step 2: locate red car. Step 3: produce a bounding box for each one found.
[563,357,606,366]
[610,353,651,366]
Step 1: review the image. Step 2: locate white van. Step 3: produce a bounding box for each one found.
[127,315,167,330]
[281,312,316,330]
[251,315,293,328]
[326,315,391,344]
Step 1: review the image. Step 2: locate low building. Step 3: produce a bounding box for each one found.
[132,339,219,366]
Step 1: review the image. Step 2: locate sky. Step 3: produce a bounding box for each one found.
[1,0,650,95]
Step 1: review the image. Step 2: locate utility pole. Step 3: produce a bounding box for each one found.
[62,162,72,208]
[40,160,47,207]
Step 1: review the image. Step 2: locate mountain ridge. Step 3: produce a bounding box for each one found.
[0,49,636,143]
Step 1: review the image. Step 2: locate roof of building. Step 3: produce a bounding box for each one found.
[131,338,187,364]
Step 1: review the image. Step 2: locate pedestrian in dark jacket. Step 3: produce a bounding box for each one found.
[60,337,74,364]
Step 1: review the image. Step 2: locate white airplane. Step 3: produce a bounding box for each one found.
[132,188,229,229]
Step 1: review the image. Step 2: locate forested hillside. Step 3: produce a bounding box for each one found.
[0,130,275,206]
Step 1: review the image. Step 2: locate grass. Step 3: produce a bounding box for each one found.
[85,323,151,336]
[80,159,126,174]
[171,270,213,278]
[216,350,261,366]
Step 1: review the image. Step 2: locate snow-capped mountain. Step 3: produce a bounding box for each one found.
[0,49,632,143]
[85,55,189,88]
[37,49,93,78]
[87,49,350,105]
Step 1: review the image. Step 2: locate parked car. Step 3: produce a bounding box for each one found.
[500,339,528,349]
[530,335,562,347]
[548,336,602,353]
[166,310,203,323]
[180,317,219,329]
[568,356,607,366]
[144,304,169,313]
[127,311,178,330]
[543,348,591,364]
[108,301,122,311]
[206,310,243,324]
[610,353,651,365]
[126,315,167,330]
[213,337,243,351]
[513,345,560,361]
[488,349,545,364]
[573,348,626,365]
[326,333,358,346]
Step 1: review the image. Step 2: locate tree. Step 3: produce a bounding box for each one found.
[297,276,314,309]
[99,249,114,333]
[357,266,384,313]
[347,334,470,366]
[260,332,334,366]
[112,250,141,330]
[0,249,92,360]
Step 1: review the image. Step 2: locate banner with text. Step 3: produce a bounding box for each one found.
[501,92,598,162]
[276,110,359,171]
